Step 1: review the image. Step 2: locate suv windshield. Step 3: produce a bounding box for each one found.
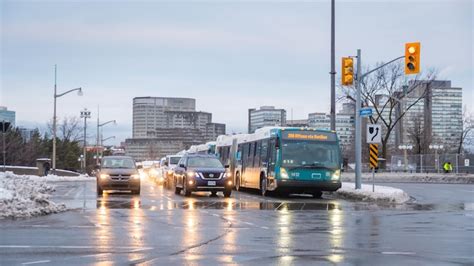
[169,157,181,165]
[101,158,136,169]
[187,157,223,168]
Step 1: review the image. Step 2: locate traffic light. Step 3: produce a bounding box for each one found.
[341,57,354,86]
[405,42,420,74]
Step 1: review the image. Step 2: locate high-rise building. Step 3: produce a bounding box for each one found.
[248,106,286,133]
[0,106,16,127]
[308,110,355,150]
[395,80,463,152]
[126,97,225,161]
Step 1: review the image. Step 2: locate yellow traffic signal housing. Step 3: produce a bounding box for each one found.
[341,57,354,85]
[405,42,420,74]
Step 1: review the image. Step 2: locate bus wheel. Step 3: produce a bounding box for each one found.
[235,173,241,191]
[260,177,267,197]
[312,190,323,198]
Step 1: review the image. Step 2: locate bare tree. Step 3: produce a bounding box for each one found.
[407,116,431,154]
[458,106,473,154]
[339,61,437,166]
[47,116,83,142]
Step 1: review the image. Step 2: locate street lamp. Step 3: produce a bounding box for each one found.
[80,109,91,174]
[398,145,413,172]
[52,65,82,174]
[429,144,444,173]
[96,119,116,165]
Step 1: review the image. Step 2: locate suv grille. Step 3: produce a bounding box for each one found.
[110,175,130,181]
[199,173,223,179]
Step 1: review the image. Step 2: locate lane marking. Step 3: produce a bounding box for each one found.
[22,260,51,265]
[381,251,416,255]
[0,245,153,249]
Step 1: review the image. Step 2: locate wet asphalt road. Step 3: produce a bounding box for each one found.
[0,179,473,265]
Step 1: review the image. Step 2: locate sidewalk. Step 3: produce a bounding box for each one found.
[341,172,474,184]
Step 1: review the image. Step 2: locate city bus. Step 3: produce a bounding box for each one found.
[216,127,342,197]
[187,141,216,155]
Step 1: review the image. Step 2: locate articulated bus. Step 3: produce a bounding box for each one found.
[187,142,216,155]
[216,127,342,197]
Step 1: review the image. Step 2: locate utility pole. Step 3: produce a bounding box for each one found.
[330,0,336,131]
[80,109,91,174]
[96,106,100,166]
[53,65,57,174]
[355,49,362,189]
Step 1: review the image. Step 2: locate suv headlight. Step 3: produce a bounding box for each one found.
[280,168,289,179]
[331,170,341,180]
[100,174,109,180]
[224,172,232,178]
[132,174,140,180]
[187,171,198,178]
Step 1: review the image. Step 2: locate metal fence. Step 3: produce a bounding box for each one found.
[390,153,474,174]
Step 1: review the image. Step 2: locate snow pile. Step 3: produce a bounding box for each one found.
[29,174,95,182]
[0,172,67,218]
[334,182,410,203]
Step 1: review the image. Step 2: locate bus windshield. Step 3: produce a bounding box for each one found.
[281,140,340,170]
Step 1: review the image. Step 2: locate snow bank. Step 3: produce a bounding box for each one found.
[334,182,410,204]
[29,174,95,182]
[0,172,67,218]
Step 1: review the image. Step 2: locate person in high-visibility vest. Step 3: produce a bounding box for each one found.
[443,162,453,173]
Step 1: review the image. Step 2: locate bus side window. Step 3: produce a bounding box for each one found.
[260,140,268,166]
[248,142,254,167]
[255,141,261,167]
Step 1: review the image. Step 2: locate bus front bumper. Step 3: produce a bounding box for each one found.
[275,179,341,192]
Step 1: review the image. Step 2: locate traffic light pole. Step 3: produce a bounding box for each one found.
[355,49,362,189]
[354,52,405,189]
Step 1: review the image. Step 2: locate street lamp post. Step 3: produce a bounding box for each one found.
[80,109,91,174]
[429,144,444,173]
[398,145,413,172]
[52,65,82,174]
[96,119,116,165]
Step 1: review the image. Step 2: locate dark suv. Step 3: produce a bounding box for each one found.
[96,156,141,195]
[173,154,232,197]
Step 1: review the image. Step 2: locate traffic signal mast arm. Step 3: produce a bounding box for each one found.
[358,55,404,81]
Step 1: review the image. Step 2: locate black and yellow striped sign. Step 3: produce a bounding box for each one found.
[369,144,378,169]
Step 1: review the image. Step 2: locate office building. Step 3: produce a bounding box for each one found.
[126,97,225,161]
[248,106,286,133]
[0,106,15,127]
[395,80,463,152]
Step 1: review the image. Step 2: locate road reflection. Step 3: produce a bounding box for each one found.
[181,198,201,264]
[327,203,345,263]
[277,205,294,264]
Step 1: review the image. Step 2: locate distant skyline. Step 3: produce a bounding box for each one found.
[1,0,472,145]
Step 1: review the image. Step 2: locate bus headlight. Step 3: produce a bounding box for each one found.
[280,168,289,179]
[331,170,341,180]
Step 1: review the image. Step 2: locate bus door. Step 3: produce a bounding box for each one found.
[267,138,276,179]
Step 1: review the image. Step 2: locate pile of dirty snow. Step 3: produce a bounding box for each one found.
[29,174,95,182]
[334,182,410,203]
[0,172,67,218]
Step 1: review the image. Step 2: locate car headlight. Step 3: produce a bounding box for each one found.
[280,168,289,179]
[132,174,140,180]
[100,174,109,180]
[167,170,173,175]
[150,169,158,175]
[187,171,198,178]
[331,170,341,180]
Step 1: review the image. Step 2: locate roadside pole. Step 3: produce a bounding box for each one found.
[355,49,362,189]
[2,120,6,172]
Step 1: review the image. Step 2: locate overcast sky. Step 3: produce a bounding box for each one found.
[1,0,472,145]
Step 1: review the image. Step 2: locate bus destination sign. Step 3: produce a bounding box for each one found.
[282,131,336,141]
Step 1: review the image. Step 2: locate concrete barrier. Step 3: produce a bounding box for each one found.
[1,166,80,176]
